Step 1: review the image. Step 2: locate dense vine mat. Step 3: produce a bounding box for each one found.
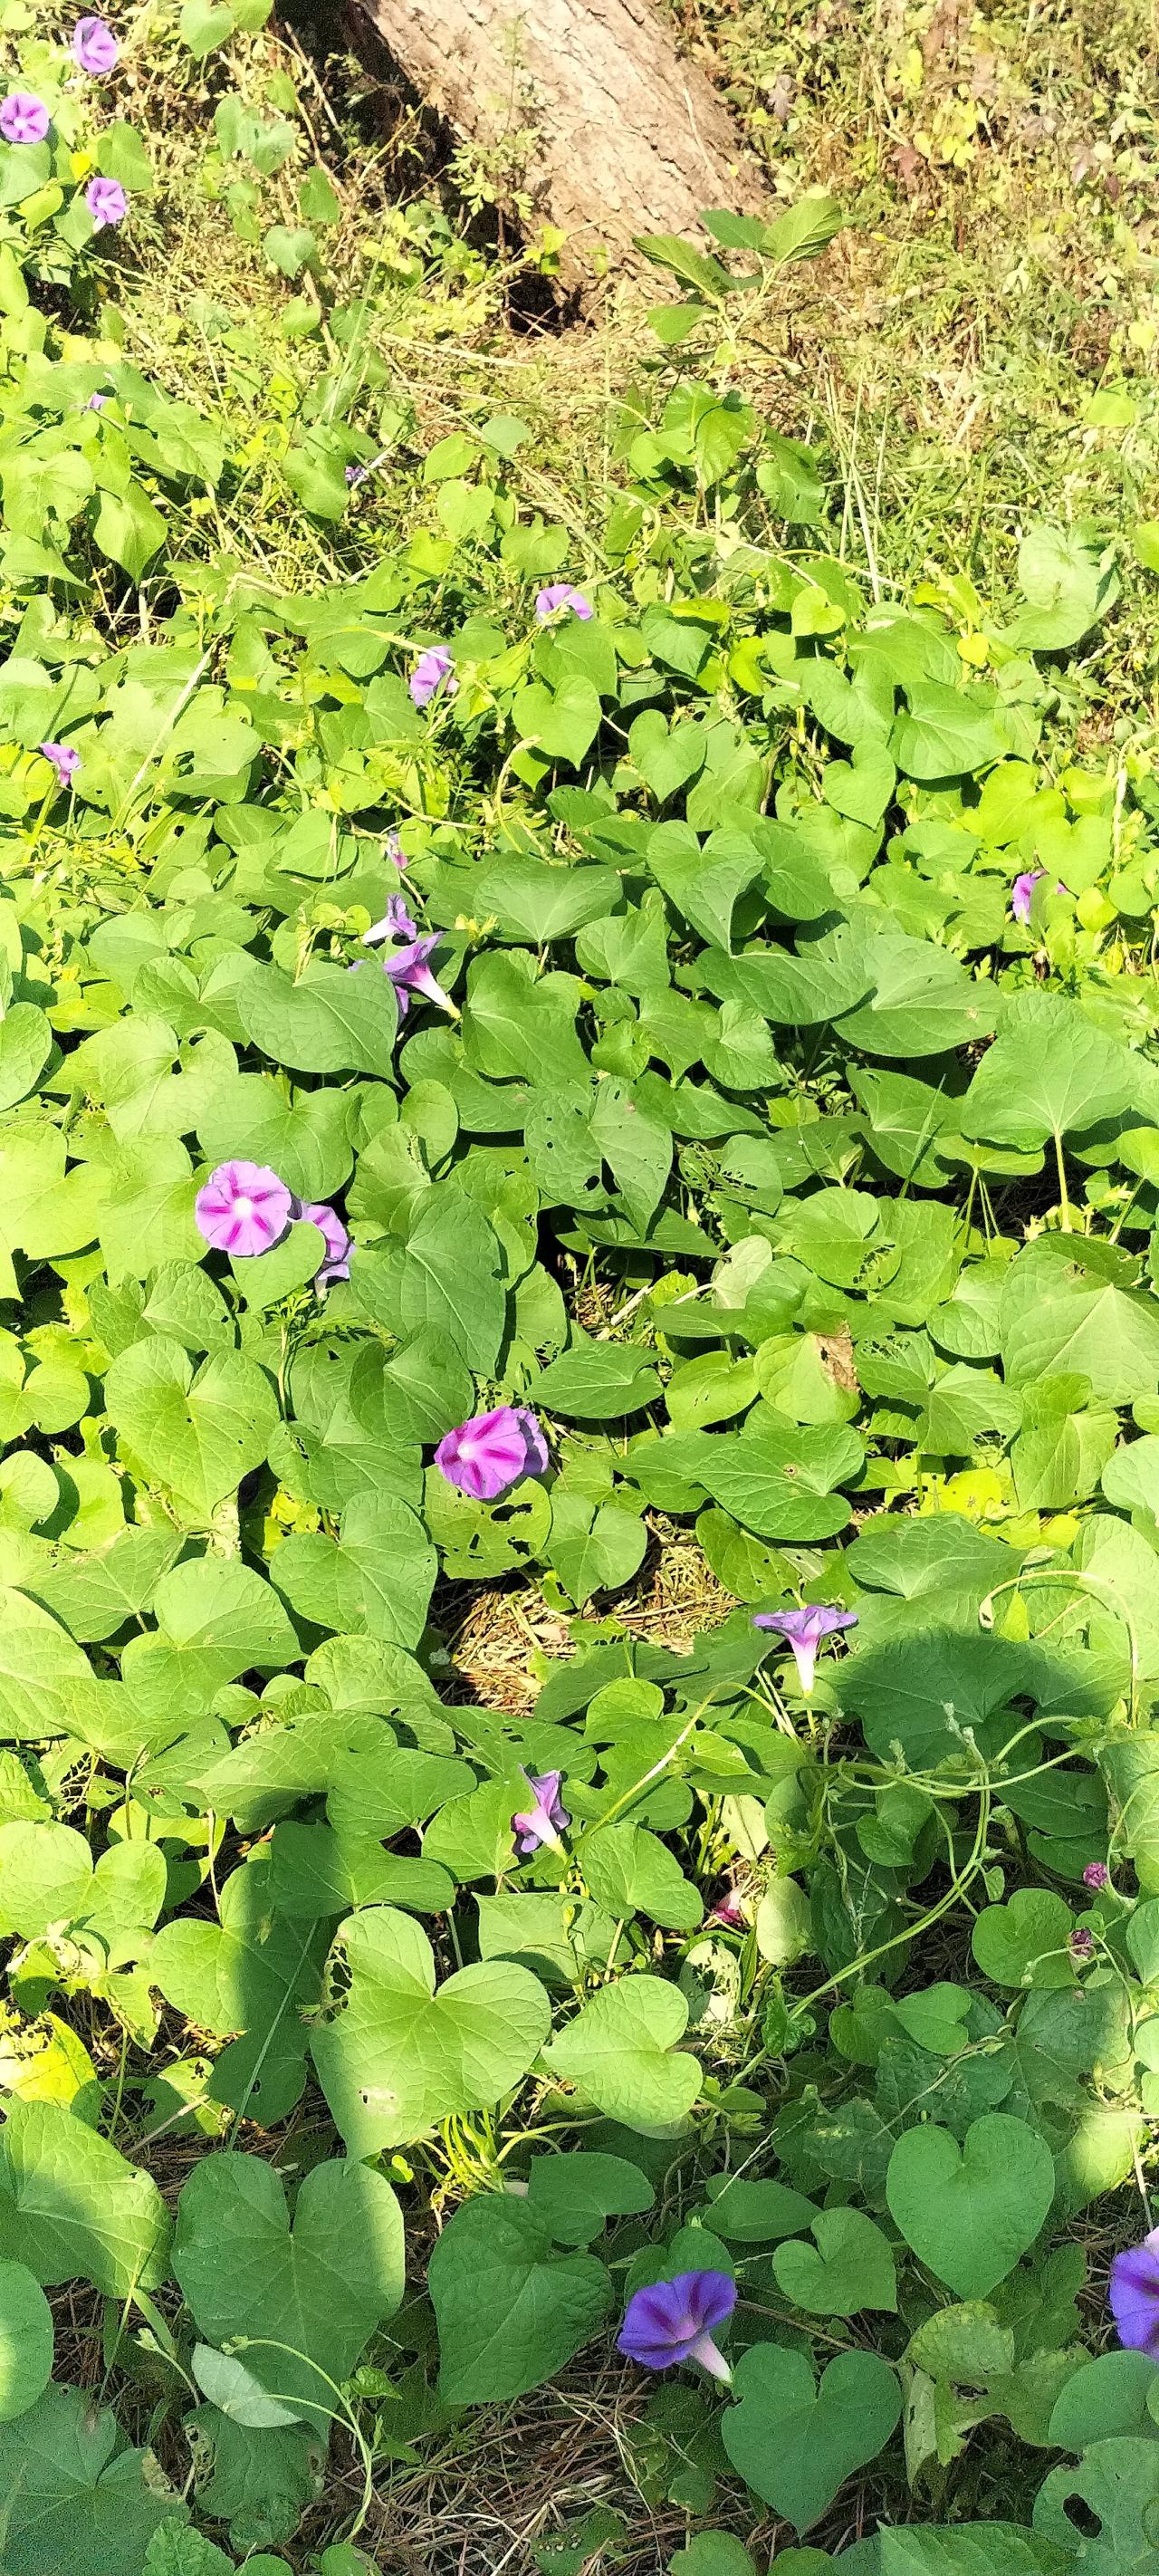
[2,10,1159,2573]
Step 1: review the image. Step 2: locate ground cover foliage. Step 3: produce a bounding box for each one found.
[3,5,1159,2573]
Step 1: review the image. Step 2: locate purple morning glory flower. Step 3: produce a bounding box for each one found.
[85,175,128,229]
[299,1201,351,1288]
[195,1160,293,1258]
[618,2272,737,2381]
[409,647,455,708]
[752,1604,857,1695]
[512,1768,570,1855]
[535,583,594,621]
[384,828,407,870]
[435,1405,549,1503]
[1110,2229,1159,2355]
[0,93,50,145]
[73,15,120,72]
[712,1891,746,1928]
[1069,1926,1095,1962]
[346,448,388,489]
[1084,1862,1110,1889]
[40,742,80,789]
[82,390,108,412]
[381,933,456,1019]
[363,891,418,946]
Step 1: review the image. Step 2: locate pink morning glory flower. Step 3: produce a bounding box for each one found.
[384,828,407,870]
[435,1405,549,1502]
[711,1890,747,1928]
[409,646,455,708]
[195,1160,293,1258]
[40,742,80,789]
[1110,2229,1159,2355]
[299,1201,351,1288]
[0,93,50,145]
[618,2273,737,2381]
[1083,1861,1110,1889]
[1011,869,1069,923]
[82,391,109,412]
[752,1604,857,1695]
[72,15,120,72]
[85,175,128,229]
[512,1768,570,1855]
[535,583,594,620]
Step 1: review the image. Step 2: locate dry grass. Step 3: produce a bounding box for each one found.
[445,1533,733,1716]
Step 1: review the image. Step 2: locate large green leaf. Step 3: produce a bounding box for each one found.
[543,1975,701,2129]
[104,1339,278,1517]
[428,2194,613,2401]
[0,2383,185,2575]
[0,2100,170,2296]
[722,2343,902,2533]
[173,2153,405,2432]
[235,959,398,1075]
[310,1906,552,2154]
[962,995,1134,1151]
[886,2115,1055,2298]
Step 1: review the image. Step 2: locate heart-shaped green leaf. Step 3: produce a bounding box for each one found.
[104,1336,278,1517]
[0,2100,170,2297]
[543,1975,701,2130]
[174,2152,405,2431]
[236,958,398,1075]
[428,2192,613,2400]
[772,2206,897,2316]
[971,1889,1076,1990]
[0,2384,184,2573]
[886,2114,1055,2298]
[722,2343,901,2532]
[310,1906,552,2155]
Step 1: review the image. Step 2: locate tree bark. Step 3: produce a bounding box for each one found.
[352,0,771,290]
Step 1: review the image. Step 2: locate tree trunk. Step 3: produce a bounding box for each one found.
[352,0,771,290]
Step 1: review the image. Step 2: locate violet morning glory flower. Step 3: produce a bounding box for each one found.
[535,583,594,621]
[752,1603,857,1695]
[435,1404,549,1503]
[409,646,455,708]
[346,448,388,489]
[618,2272,737,2381]
[0,93,50,145]
[1084,1861,1110,1890]
[73,15,120,72]
[512,1768,570,1855]
[381,933,455,1019]
[82,390,108,412]
[385,828,407,870]
[363,891,418,946]
[299,1201,351,1288]
[40,742,80,789]
[85,175,128,229]
[1069,1926,1095,1962]
[195,1160,293,1258]
[1110,2228,1159,2355]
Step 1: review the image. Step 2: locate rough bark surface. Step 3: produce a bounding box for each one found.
[353,0,771,286]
